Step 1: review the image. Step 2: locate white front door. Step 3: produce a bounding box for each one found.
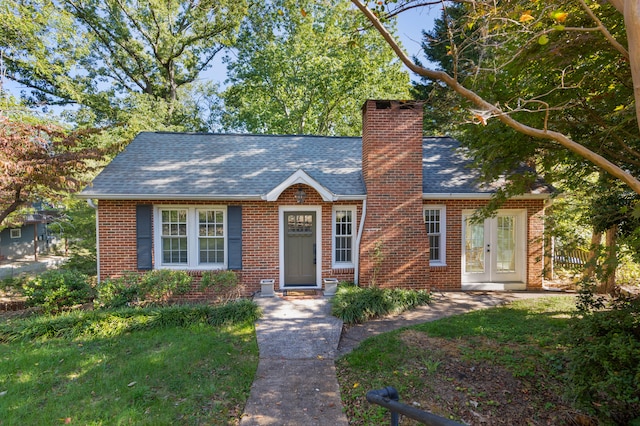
[462,210,526,288]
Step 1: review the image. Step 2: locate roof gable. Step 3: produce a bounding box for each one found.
[262,169,338,202]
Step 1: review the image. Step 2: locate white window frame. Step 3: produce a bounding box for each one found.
[154,206,228,270]
[332,206,357,268]
[424,205,446,266]
[10,229,21,239]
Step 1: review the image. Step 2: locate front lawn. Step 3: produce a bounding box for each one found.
[336,295,591,425]
[0,303,259,425]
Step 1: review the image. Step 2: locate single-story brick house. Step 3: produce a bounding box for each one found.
[79,100,551,298]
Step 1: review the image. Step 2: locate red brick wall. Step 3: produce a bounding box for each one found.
[97,188,362,299]
[359,100,431,289]
[425,198,545,290]
[97,200,139,277]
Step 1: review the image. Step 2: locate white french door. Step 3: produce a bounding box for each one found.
[462,210,526,284]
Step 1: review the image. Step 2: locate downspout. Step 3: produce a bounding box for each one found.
[354,199,367,286]
[86,199,100,283]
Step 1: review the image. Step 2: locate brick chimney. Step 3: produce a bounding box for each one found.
[359,100,430,289]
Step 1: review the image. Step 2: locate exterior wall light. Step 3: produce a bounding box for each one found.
[295,185,307,204]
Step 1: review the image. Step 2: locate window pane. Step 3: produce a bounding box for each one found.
[198,209,225,265]
[497,216,516,272]
[465,220,484,273]
[161,209,188,265]
[429,235,440,261]
[424,209,443,262]
[334,210,353,263]
[162,236,188,264]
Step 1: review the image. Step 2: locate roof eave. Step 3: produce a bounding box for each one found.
[422,192,552,200]
[77,193,367,202]
[76,193,265,201]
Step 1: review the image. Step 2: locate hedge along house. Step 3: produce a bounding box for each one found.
[79,100,552,298]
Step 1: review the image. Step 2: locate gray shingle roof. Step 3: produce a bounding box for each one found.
[79,132,550,200]
[423,137,552,195]
[423,136,500,194]
[81,133,364,200]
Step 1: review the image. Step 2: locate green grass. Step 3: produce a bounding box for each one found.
[337,296,580,425]
[0,303,259,425]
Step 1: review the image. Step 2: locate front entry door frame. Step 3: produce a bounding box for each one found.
[461,209,527,290]
[279,205,322,289]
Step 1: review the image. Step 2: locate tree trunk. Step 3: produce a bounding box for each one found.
[585,230,602,280]
[621,1,640,131]
[600,225,618,294]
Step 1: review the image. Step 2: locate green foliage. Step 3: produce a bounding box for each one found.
[416,0,640,229]
[96,270,195,308]
[22,269,94,313]
[2,0,246,130]
[370,240,384,287]
[47,197,98,275]
[207,299,261,326]
[95,273,141,309]
[331,283,431,324]
[564,295,640,424]
[0,275,28,295]
[221,0,410,135]
[138,269,192,304]
[199,270,240,301]
[0,300,260,342]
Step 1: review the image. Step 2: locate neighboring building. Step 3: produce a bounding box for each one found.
[0,212,58,260]
[79,100,552,298]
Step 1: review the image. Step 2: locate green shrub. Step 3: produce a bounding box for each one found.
[138,269,192,304]
[0,276,27,296]
[61,253,97,276]
[95,273,141,308]
[565,295,640,424]
[22,269,94,314]
[199,270,240,301]
[0,300,261,342]
[96,270,193,308]
[207,299,261,326]
[331,283,431,324]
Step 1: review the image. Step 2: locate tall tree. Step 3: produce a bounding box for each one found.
[0,112,104,226]
[220,0,410,136]
[410,1,640,288]
[1,0,246,128]
[352,0,640,195]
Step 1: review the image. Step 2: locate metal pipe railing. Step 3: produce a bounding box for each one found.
[366,386,465,426]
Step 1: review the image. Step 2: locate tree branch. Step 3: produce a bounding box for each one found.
[578,0,629,60]
[0,186,25,226]
[351,0,640,195]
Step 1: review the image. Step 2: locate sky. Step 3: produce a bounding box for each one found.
[1,4,441,109]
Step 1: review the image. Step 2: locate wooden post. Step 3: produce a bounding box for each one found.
[33,223,38,262]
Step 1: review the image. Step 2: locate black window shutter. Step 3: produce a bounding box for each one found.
[136,204,153,270]
[228,206,242,270]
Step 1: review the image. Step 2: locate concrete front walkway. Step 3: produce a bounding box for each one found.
[240,296,348,426]
[240,291,572,425]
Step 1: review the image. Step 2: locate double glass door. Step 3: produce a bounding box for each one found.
[462,211,524,283]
